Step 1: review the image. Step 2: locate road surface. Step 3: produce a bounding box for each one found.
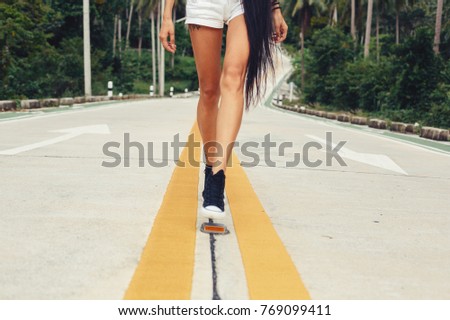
[0,72,449,300]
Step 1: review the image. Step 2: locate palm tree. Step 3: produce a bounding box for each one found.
[290,0,327,90]
[325,0,339,26]
[292,0,327,36]
[393,0,407,44]
[364,0,374,58]
[138,0,159,92]
[138,10,143,57]
[374,0,390,61]
[351,0,356,40]
[113,14,118,57]
[118,15,122,56]
[344,0,363,44]
[434,0,444,54]
[83,0,92,96]
[375,0,379,60]
[126,0,135,50]
[151,11,156,91]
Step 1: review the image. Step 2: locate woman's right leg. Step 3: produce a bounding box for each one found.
[188,25,223,166]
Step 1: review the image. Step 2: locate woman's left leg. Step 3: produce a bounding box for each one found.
[201,14,249,218]
[212,15,250,174]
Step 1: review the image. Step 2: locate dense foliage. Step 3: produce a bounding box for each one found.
[0,0,196,100]
[0,0,449,128]
[287,0,450,128]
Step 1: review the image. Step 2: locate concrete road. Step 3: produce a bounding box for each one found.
[1,70,449,299]
[237,103,450,299]
[0,98,196,299]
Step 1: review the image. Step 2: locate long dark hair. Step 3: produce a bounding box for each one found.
[242,0,276,111]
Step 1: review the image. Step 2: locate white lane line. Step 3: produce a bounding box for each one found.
[0,125,110,155]
[306,134,408,175]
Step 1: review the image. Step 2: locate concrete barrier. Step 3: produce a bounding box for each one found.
[337,114,350,122]
[0,100,17,111]
[20,99,41,109]
[60,98,74,106]
[350,116,368,125]
[441,130,450,141]
[326,112,338,120]
[86,96,99,103]
[369,119,387,129]
[405,123,415,133]
[305,108,314,115]
[420,127,449,141]
[0,93,174,113]
[390,122,407,133]
[41,99,59,108]
[74,96,86,104]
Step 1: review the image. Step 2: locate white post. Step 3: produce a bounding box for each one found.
[108,81,113,97]
[150,85,154,97]
[83,0,92,97]
[170,87,174,97]
[289,82,294,102]
[278,94,283,106]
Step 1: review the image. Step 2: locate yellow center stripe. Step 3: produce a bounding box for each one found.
[124,121,310,299]
[124,123,201,300]
[226,152,311,300]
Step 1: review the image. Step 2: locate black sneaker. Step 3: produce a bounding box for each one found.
[201,169,226,219]
[202,165,212,200]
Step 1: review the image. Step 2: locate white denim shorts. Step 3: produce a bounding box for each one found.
[185,0,245,29]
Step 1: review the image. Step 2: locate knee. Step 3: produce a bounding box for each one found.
[199,84,220,106]
[221,64,247,94]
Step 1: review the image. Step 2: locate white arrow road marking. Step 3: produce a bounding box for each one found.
[306,134,408,175]
[0,124,111,156]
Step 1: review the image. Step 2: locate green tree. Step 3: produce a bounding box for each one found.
[0,1,59,99]
[364,0,374,58]
[434,0,444,54]
[391,27,442,114]
[298,27,354,104]
[393,0,407,44]
[289,0,327,90]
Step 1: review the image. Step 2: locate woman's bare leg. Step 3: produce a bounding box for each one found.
[212,15,250,174]
[188,25,223,166]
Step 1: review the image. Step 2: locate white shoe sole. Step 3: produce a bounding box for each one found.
[201,206,226,220]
